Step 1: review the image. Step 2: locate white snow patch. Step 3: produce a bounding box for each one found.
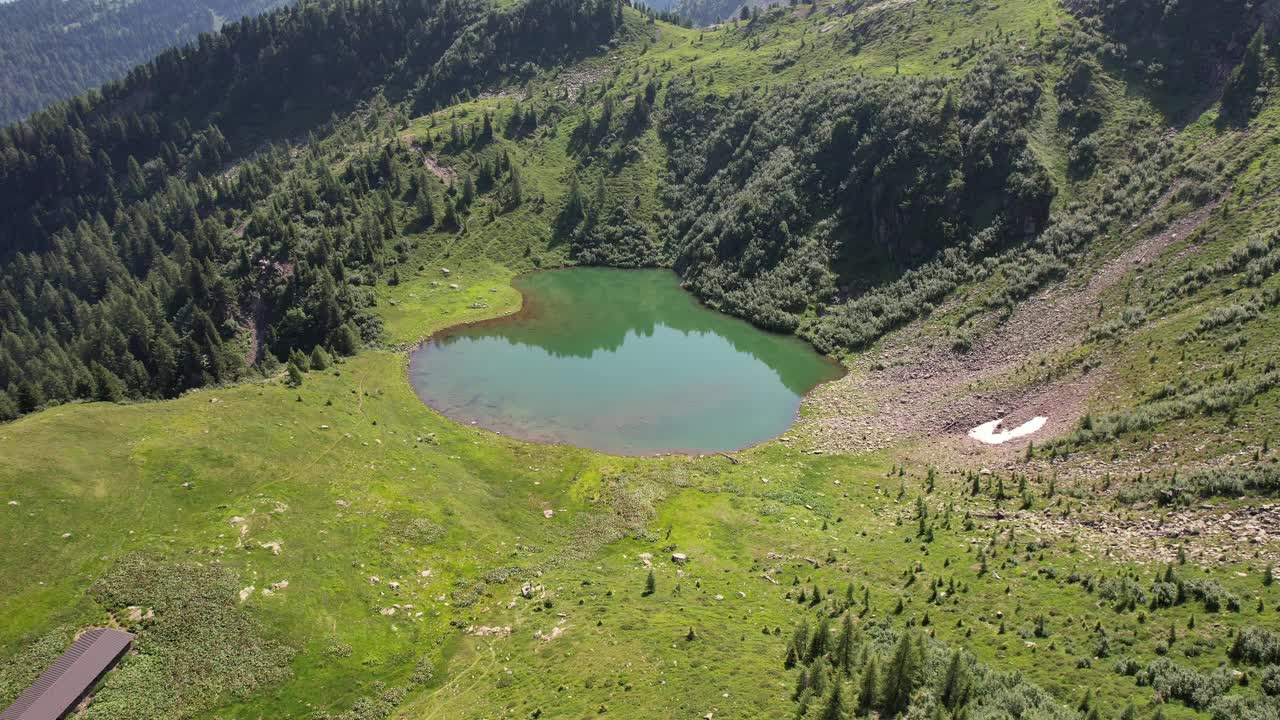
[968,416,1048,445]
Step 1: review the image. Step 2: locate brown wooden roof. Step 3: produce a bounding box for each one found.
[0,628,134,720]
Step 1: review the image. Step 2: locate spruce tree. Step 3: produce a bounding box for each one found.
[794,689,813,720]
[808,617,831,661]
[289,348,311,372]
[15,381,44,413]
[940,649,969,710]
[563,174,585,227]
[817,683,847,720]
[332,324,361,356]
[809,658,830,698]
[90,362,127,402]
[309,346,332,371]
[461,174,475,206]
[508,165,523,208]
[286,361,304,388]
[790,620,811,661]
[833,614,855,672]
[0,390,17,421]
[881,632,920,716]
[857,655,879,715]
[793,667,812,701]
[416,188,436,228]
[643,569,656,596]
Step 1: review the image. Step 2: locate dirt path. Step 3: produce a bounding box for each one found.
[416,643,499,720]
[799,194,1224,458]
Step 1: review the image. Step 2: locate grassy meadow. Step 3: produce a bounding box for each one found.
[4,1,1280,719]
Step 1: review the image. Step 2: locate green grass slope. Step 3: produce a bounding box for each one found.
[2,1,1280,719]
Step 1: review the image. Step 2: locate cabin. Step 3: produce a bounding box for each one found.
[0,628,135,720]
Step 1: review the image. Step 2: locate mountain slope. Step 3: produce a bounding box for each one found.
[1,0,1280,719]
[0,0,623,420]
[0,0,292,125]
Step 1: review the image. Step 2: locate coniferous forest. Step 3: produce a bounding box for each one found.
[3,0,1280,718]
[0,0,292,126]
[0,0,622,420]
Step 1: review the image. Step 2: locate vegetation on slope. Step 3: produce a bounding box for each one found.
[2,0,1280,719]
[0,0,623,421]
[0,0,290,125]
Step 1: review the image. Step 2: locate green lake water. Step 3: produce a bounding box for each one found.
[408,268,843,455]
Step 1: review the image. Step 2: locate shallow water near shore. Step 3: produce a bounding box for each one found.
[408,268,842,455]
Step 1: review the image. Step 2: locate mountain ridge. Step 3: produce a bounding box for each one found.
[2,0,1280,719]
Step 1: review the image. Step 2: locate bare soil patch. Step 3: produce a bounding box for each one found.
[798,194,1225,458]
[986,501,1280,568]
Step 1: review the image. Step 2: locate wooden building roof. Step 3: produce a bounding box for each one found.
[0,628,134,720]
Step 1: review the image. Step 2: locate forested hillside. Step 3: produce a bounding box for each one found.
[0,0,622,420]
[0,0,290,125]
[3,0,1280,719]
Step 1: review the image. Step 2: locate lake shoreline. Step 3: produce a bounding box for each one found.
[406,266,848,457]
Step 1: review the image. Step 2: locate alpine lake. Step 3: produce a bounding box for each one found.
[409,268,843,455]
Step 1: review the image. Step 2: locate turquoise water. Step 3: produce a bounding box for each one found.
[408,268,842,455]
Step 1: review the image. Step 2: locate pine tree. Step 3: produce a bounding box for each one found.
[643,569,656,596]
[508,165,523,208]
[808,617,831,661]
[286,361,304,388]
[332,324,362,357]
[90,362,127,402]
[880,632,920,716]
[817,683,847,720]
[15,380,44,413]
[833,614,855,672]
[0,391,17,421]
[289,348,311,372]
[416,188,436,228]
[793,667,812,701]
[125,155,147,198]
[447,197,464,229]
[810,658,830,698]
[940,649,969,710]
[309,346,332,371]
[461,174,475,207]
[794,689,813,720]
[857,655,879,715]
[593,173,606,220]
[790,619,811,660]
